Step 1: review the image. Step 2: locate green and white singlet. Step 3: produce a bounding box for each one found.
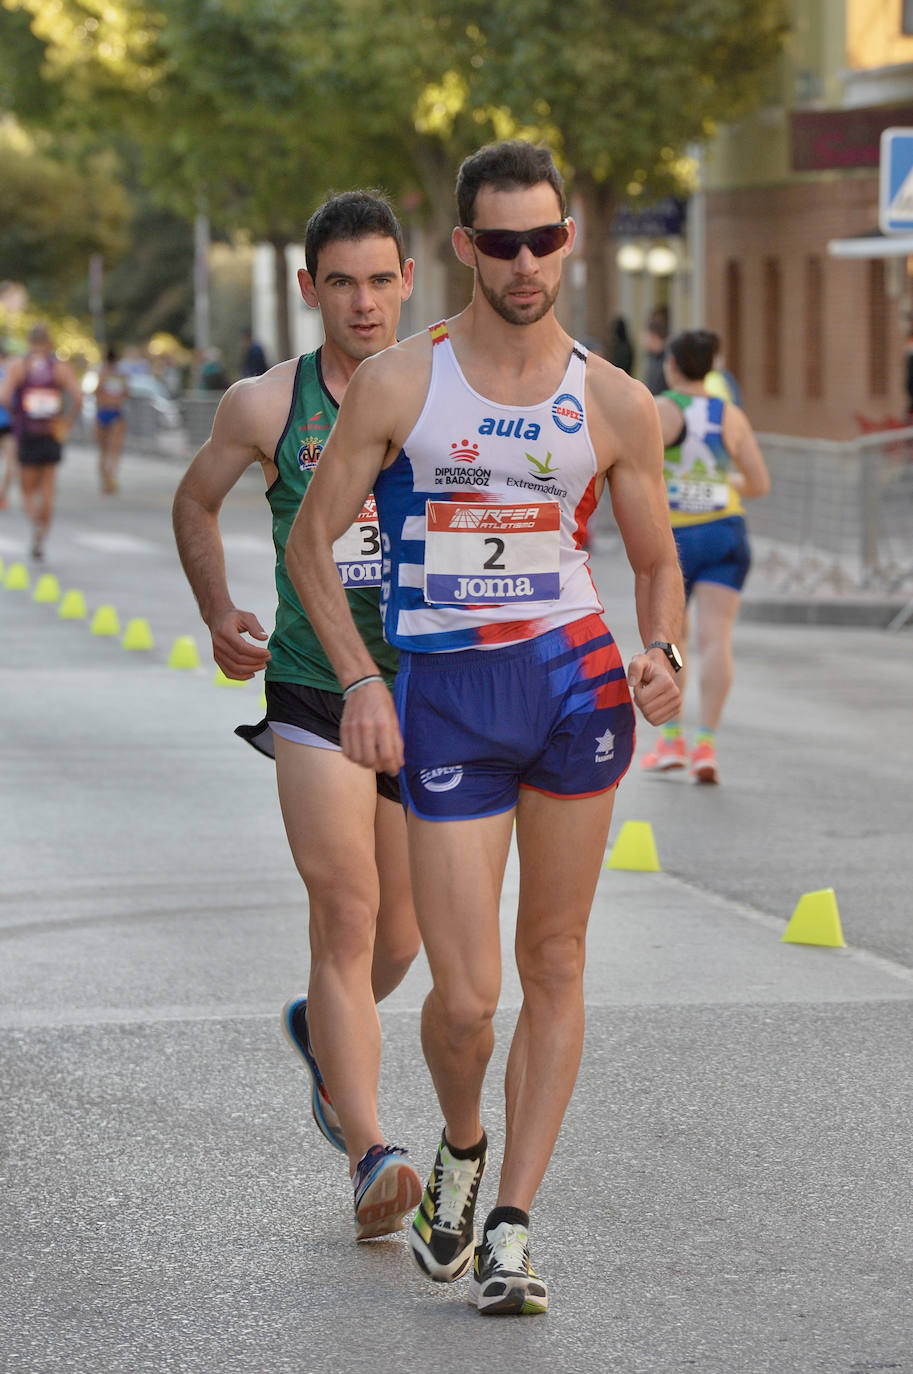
[265,349,397,690]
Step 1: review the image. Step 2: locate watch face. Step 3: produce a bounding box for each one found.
[668,643,684,671]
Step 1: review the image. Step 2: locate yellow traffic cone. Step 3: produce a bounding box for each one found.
[4,561,29,590]
[168,635,201,669]
[33,572,61,603]
[58,588,88,620]
[213,666,247,687]
[605,819,661,872]
[122,617,154,650]
[90,604,121,636]
[781,888,845,947]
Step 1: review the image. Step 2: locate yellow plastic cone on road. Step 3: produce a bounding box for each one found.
[213,666,247,688]
[168,635,200,669]
[605,820,661,872]
[781,888,845,947]
[4,561,29,590]
[90,604,120,636]
[58,588,88,620]
[33,572,60,603]
[122,617,154,650]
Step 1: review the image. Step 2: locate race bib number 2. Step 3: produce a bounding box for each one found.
[424,500,561,605]
[333,497,381,587]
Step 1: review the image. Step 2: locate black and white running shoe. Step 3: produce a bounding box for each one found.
[468,1219,549,1315]
[408,1132,487,1282]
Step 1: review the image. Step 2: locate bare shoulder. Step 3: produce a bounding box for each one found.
[210,357,299,458]
[585,353,661,469]
[340,327,433,448]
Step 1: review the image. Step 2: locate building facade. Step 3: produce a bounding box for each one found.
[701,0,913,438]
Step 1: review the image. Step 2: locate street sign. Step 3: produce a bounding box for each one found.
[879,127,913,233]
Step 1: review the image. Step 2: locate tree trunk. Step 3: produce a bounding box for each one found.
[576,173,617,355]
[270,235,292,362]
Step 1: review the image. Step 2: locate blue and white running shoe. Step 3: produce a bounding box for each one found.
[353,1144,422,1241]
[282,996,346,1153]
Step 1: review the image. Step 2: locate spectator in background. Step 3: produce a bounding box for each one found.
[642,302,669,394]
[240,327,268,377]
[608,315,634,374]
[199,347,229,391]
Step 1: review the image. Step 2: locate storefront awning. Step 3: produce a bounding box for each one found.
[827,232,913,258]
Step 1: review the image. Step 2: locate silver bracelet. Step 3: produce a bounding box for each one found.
[341,674,384,700]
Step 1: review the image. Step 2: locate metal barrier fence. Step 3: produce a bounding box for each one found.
[748,428,913,618]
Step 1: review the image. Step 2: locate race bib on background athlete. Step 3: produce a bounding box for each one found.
[332,497,382,588]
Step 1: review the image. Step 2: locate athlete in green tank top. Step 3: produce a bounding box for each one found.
[266,348,397,691]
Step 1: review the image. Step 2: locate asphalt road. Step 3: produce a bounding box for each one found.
[1,441,912,1373]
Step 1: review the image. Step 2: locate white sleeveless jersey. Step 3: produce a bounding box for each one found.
[373,322,604,652]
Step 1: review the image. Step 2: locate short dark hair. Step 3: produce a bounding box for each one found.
[456,140,566,227]
[667,329,720,381]
[304,190,406,280]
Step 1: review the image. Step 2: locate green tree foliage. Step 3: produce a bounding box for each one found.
[1,0,788,351]
[0,126,130,309]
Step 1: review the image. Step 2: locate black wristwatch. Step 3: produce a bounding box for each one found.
[646,640,683,672]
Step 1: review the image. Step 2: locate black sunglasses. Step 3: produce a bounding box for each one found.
[463,220,570,260]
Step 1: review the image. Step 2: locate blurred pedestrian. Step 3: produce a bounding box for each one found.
[608,315,634,373]
[94,347,128,494]
[0,323,82,559]
[642,303,669,394]
[0,341,16,510]
[199,347,229,391]
[641,328,770,784]
[239,326,268,377]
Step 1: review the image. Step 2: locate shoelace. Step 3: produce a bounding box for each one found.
[355,1143,405,1192]
[434,1154,479,1231]
[485,1221,529,1272]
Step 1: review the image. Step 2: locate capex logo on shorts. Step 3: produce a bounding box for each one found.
[552,393,583,434]
[419,765,464,792]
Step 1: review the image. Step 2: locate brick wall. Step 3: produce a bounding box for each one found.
[704,176,909,438]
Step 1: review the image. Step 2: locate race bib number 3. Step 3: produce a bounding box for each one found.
[424,500,561,605]
[333,497,382,587]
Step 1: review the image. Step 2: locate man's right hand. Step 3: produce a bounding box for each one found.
[340,680,404,776]
[210,609,271,680]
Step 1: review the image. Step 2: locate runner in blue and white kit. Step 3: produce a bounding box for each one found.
[286,141,685,1316]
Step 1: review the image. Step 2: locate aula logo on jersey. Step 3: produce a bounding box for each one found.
[552,393,583,434]
[478,416,542,440]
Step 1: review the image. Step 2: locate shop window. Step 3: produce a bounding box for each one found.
[867,259,888,396]
[805,255,823,400]
[725,259,742,384]
[762,257,781,396]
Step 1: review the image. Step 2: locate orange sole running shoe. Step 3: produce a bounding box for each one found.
[691,741,719,784]
[640,734,687,773]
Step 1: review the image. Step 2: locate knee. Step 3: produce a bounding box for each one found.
[516,930,586,1001]
[429,981,499,1044]
[308,890,377,966]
